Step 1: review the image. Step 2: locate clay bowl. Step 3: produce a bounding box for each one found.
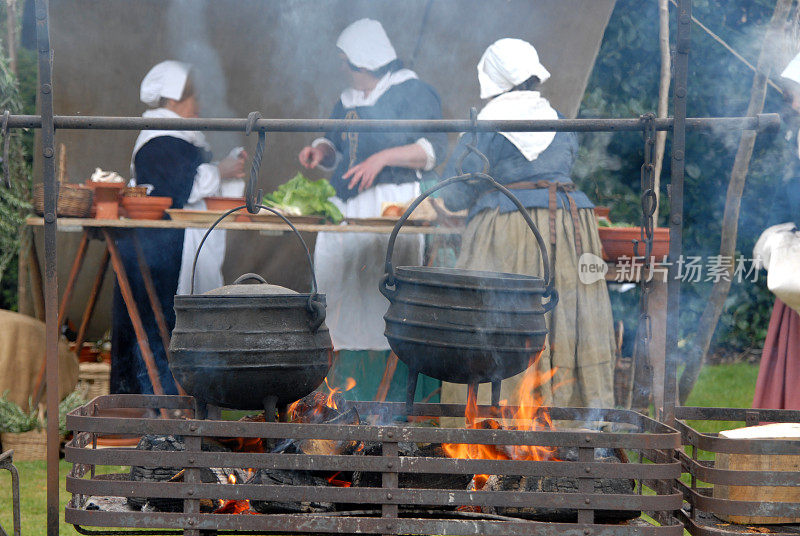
[121,196,173,220]
[598,227,670,262]
[204,196,249,221]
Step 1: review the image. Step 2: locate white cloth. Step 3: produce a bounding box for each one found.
[140,61,191,107]
[478,38,551,99]
[315,183,423,350]
[314,69,436,172]
[340,69,417,108]
[129,108,228,296]
[754,222,800,314]
[477,91,558,161]
[782,52,800,86]
[336,18,397,71]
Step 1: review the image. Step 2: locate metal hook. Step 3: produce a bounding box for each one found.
[2,111,10,188]
[245,111,265,214]
[455,107,490,177]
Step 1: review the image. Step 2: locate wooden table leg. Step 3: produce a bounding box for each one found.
[73,249,109,350]
[103,229,166,398]
[131,234,187,397]
[132,234,172,360]
[32,231,90,405]
[58,231,90,327]
[28,234,46,321]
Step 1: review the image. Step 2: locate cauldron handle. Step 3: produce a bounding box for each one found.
[189,204,326,331]
[382,174,556,304]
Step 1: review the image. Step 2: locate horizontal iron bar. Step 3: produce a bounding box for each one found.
[676,406,800,422]
[64,448,680,480]
[65,509,685,536]
[677,450,800,486]
[680,483,800,518]
[66,477,682,511]
[3,113,780,133]
[675,420,800,454]
[65,415,680,449]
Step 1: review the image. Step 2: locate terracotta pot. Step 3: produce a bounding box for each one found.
[204,196,249,221]
[86,181,125,219]
[594,206,611,219]
[598,227,670,261]
[121,196,172,220]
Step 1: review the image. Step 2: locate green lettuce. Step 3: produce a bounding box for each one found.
[262,173,343,223]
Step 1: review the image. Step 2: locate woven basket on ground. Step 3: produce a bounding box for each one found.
[33,183,93,217]
[1,429,47,461]
[78,361,111,401]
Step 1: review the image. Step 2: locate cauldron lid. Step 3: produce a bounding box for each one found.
[202,273,299,296]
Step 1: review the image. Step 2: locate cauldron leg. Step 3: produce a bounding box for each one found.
[406,369,419,416]
[206,405,221,420]
[491,381,501,408]
[194,400,208,420]
[263,395,278,422]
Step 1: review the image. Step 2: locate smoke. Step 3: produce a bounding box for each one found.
[166,0,242,155]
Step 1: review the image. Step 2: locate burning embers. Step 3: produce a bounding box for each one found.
[443,350,559,491]
[116,366,637,523]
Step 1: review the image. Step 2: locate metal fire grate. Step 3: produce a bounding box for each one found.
[66,394,682,536]
[675,406,800,536]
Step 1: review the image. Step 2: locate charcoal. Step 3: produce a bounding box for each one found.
[482,447,638,522]
[248,469,335,513]
[352,442,473,492]
[127,434,229,512]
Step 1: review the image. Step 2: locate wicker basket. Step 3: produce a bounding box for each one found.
[123,186,148,198]
[1,429,47,461]
[33,183,93,217]
[78,362,111,401]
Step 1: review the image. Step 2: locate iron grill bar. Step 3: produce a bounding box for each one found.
[65,510,684,536]
[1,113,780,133]
[64,446,681,480]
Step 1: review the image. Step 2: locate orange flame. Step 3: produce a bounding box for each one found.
[213,473,255,515]
[442,349,559,492]
[326,471,352,487]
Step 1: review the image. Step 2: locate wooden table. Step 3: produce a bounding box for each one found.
[25,216,666,409]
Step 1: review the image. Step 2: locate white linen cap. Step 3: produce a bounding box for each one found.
[140,60,192,107]
[477,38,551,99]
[781,52,800,86]
[336,18,397,71]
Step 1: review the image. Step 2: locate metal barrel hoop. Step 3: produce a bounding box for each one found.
[245,111,265,214]
[188,204,325,330]
[381,172,557,311]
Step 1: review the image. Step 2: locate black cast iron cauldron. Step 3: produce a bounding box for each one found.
[169,205,332,416]
[379,175,558,411]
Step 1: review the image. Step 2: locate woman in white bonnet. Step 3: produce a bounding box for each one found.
[297,19,447,402]
[111,60,246,395]
[439,39,616,411]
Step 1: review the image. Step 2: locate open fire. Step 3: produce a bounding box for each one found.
[442,349,559,491]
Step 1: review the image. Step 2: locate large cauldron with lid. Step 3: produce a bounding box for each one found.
[169,205,332,416]
[379,175,558,411]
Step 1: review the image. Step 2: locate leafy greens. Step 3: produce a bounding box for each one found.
[262,173,343,223]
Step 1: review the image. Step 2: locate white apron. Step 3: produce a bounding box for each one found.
[130,108,232,296]
[315,182,423,351]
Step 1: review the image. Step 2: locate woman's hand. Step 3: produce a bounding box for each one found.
[299,145,331,169]
[218,150,247,179]
[344,151,388,192]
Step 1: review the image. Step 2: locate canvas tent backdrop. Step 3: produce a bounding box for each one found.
[25,0,615,349]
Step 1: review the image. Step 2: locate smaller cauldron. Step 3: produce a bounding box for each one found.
[379,175,558,411]
[169,205,332,416]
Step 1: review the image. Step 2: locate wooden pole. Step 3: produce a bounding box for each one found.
[653,0,671,225]
[5,0,18,76]
[678,0,794,404]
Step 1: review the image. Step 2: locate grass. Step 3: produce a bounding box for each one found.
[0,362,761,536]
